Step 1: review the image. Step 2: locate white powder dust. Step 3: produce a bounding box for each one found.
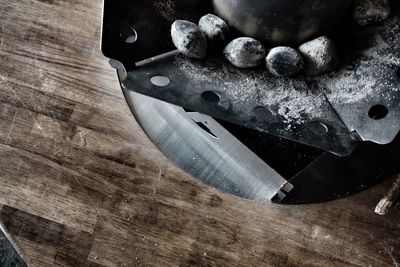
[176,56,325,125]
[154,0,176,21]
[317,27,400,105]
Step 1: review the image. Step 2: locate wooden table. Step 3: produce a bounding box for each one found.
[0,0,399,266]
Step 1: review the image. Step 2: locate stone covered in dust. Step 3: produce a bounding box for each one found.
[171,20,207,59]
[299,36,338,76]
[224,37,267,68]
[199,14,230,50]
[353,0,391,26]
[266,47,304,77]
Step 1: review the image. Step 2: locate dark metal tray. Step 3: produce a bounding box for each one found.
[102,0,400,156]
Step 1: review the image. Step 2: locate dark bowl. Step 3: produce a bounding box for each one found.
[213,0,353,44]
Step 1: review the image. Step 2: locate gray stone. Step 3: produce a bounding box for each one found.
[298,36,338,76]
[199,14,230,50]
[353,0,390,26]
[224,37,267,68]
[266,47,304,77]
[171,20,208,59]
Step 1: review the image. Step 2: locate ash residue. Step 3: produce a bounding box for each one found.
[318,62,377,105]
[175,56,325,124]
[317,29,400,105]
[154,0,176,21]
[353,0,391,26]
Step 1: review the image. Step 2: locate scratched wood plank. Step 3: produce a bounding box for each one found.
[13,236,57,267]
[0,0,399,266]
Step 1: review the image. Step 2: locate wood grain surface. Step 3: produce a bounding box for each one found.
[0,0,399,266]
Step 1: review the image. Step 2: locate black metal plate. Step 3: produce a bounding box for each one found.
[122,54,357,155]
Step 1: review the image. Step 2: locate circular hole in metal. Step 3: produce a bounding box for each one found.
[201,91,221,103]
[150,76,170,87]
[120,26,138,44]
[109,59,124,70]
[308,122,329,135]
[368,104,388,120]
